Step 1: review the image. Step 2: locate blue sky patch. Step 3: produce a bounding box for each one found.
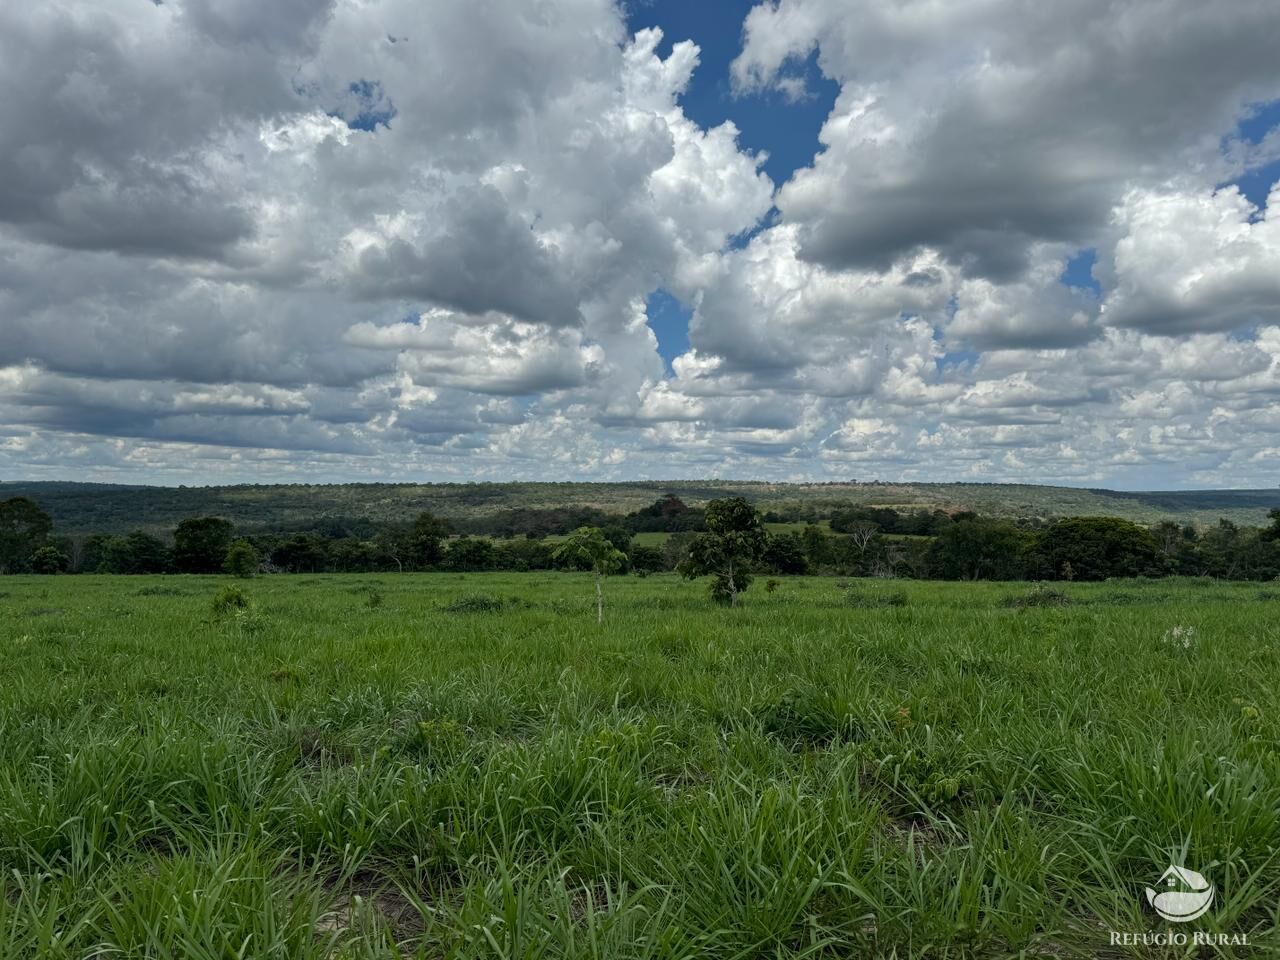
[645,288,693,374]
[1061,248,1101,297]
[1223,98,1280,210]
[625,0,838,188]
[337,79,397,131]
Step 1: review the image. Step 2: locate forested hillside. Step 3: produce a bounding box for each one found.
[1,480,1276,535]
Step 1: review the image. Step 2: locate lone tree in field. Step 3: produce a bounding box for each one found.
[553,526,626,624]
[678,497,767,606]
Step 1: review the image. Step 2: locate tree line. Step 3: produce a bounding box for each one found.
[4,493,1280,585]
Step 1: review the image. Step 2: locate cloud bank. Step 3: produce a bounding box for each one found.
[2,0,1280,488]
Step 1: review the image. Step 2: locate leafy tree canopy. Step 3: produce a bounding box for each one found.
[0,497,52,574]
[174,517,235,574]
[678,497,767,605]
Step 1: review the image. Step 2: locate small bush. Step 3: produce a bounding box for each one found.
[765,579,781,593]
[212,585,250,618]
[364,586,384,609]
[1000,585,1071,608]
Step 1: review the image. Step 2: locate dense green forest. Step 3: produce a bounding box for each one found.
[2,479,1278,534]
[5,483,1280,584]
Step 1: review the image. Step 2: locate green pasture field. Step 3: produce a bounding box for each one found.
[1,573,1278,957]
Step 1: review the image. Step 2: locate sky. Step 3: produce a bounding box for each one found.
[2,1,1280,490]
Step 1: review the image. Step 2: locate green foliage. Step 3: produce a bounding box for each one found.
[551,526,626,576]
[678,497,768,606]
[5,479,1280,543]
[409,510,451,568]
[1033,516,1162,580]
[763,531,808,574]
[174,517,234,574]
[107,530,172,574]
[269,533,329,573]
[29,545,70,574]
[444,536,496,572]
[627,544,666,573]
[926,516,1032,580]
[552,526,627,623]
[223,539,259,579]
[0,496,52,574]
[211,585,249,617]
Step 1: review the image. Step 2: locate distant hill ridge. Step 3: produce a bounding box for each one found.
[1,480,1277,535]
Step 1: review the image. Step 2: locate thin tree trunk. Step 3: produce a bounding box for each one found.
[595,570,603,624]
[728,559,737,608]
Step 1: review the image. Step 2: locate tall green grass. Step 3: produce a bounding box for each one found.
[0,573,1277,957]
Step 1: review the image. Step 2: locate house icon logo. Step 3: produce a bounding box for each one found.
[1145,865,1214,922]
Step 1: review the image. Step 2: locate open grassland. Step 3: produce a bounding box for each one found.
[2,574,1279,958]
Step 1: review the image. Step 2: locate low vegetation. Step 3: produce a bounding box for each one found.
[1,572,1277,957]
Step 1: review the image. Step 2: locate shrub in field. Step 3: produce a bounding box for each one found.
[364,585,384,609]
[875,746,979,810]
[211,585,250,617]
[223,539,259,578]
